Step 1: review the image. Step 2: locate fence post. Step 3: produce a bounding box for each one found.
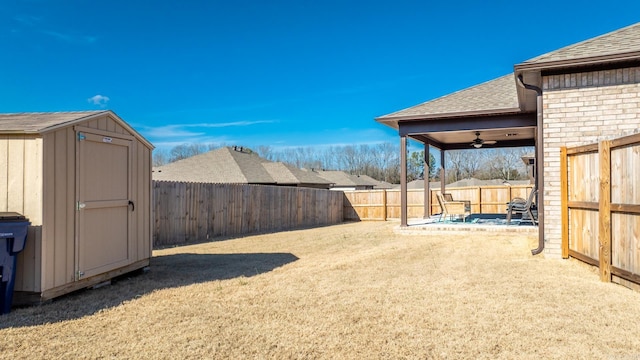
[599,140,612,282]
[560,147,569,259]
[382,189,388,221]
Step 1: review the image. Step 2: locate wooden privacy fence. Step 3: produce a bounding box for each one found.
[343,185,534,221]
[153,181,343,247]
[561,132,640,287]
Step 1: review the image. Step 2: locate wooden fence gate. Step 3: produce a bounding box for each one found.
[561,132,640,287]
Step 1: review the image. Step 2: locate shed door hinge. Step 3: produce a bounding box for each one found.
[78,132,86,141]
[77,270,84,279]
[77,202,86,211]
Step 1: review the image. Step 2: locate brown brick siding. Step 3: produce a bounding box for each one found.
[542,67,640,258]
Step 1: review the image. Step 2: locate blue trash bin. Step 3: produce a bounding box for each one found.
[0,212,30,315]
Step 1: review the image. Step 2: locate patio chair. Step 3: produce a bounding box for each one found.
[443,193,471,213]
[506,186,538,225]
[436,193,471,222]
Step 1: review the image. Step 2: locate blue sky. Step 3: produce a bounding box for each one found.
[1,1,639,153]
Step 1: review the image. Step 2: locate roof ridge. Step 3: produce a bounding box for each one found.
[518,22,640,66]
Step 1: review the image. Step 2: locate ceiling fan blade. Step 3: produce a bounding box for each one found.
[484,140,497,145]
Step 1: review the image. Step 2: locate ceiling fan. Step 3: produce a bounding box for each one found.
[470,131,496,148]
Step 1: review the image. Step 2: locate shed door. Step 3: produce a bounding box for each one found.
[76,131,133,280]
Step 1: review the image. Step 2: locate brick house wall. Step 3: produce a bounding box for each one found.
[542,67,640,258]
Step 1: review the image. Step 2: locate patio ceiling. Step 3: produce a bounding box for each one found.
[399,112,537,150]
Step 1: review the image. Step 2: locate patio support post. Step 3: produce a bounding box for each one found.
[423,143,430,218]
[400,135,408,227]
[440,150,446,195]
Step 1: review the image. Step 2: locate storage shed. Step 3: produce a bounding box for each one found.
[0,111,153,304]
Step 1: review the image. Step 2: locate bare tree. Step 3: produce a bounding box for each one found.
[169,143,207,162]
[152,149,169,166]
[483,148,532,180]
[445,150,465,183]
[255,145,274,161]
[373,143,400,183]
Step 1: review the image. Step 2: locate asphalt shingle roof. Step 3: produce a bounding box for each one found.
[310,170,381,188]
[262,162,332,186]
[154,147,272,183]
[153,147,332,186]
[518,22,640,67]
[0,111,107,132]
[376,74,519,121]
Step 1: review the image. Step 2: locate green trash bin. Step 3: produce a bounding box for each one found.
[0,212,30,315]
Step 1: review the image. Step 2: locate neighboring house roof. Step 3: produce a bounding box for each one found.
[153,147,331,187]
[351,174,381,187]
[405,180,441,190]
[516,22,640,71]
[310,170,380,188]
[376,74,520,126]
[373,180,395,189]
[154,147,269,183]
[0,110,153,148]
[521,153,535,166]
[262,162,332,186]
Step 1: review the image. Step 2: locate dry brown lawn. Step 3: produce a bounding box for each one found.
[2,221,640,359]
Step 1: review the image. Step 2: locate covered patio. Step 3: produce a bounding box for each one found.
[376,73,543,253]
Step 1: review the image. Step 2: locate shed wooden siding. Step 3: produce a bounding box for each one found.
[3,113,153,297]
[0,135,43,219]
[1,135,44,292]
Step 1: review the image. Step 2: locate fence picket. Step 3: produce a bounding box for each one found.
[343,185,534,221]
[153,182,343,247]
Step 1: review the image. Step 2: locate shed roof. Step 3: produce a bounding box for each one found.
[153,147,332,187]
[0,111,153,149]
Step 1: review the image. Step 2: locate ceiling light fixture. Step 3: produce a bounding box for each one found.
[471,132,484,148]
[470,131,497,149]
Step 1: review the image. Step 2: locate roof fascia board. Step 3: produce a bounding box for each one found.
[376,107,523,124]
[515,52,640,73]
[398,113,536,137]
